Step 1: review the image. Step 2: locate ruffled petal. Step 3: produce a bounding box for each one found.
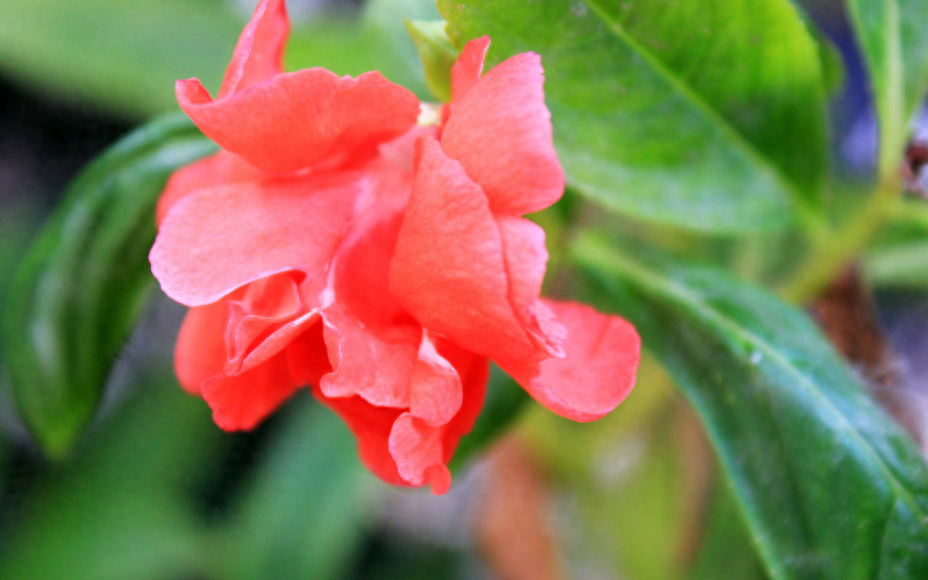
[409,332,462,428]
[390,137,537,362]
[150,172,360,307]
[319,303,418,409]
[174,301,229,395]
[218,0,289,99]
[156,151,263,226]
[388,339,488,494]
[201,348,301,431]
[441,50,564,215]
[450,36,490,103]
[177,69,420,174]
[505,300,640,422]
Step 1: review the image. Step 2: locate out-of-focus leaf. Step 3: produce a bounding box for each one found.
[217,396,372,580]
[0,0,438,119]
[2,113,215,458]
[0,373,223,580]
[448,365,531,473]
[405,20,458,102]
[440,0,829,232]
[685,477,766,580]
[846,0,928,172]
[865,200,928,288]
[574,236,928,580]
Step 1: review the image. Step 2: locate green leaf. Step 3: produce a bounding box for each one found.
[2,113,215,458]
[866,200,928,289]
[846,0,928,173]
[405,20,458,102]
[574,236,928,580]
[217,396,373,580]
[440,0,830,232]
[0,373,223,580]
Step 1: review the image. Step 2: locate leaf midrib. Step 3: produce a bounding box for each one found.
[579,0,804,200]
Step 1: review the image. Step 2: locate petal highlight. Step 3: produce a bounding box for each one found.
[441,52,564,215]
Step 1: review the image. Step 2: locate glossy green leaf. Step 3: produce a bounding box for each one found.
[406,19,458,102]
[846,0,928,173]
[218,396,372,580]
[574,236,928,580]
[2,113,215,458]
[439,0,830,232]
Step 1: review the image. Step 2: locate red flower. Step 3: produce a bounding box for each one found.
[150,0,640,494]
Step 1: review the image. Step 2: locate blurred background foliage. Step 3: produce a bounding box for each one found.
[1,0,928,579]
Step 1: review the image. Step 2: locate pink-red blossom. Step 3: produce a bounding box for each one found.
[150,0,640,494]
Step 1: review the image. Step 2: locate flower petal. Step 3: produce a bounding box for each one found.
[177,69,420,174]
[409,332,463,427]
[156,151,262,226]
[218,0,289,99]
[175,301,229,395]
[319,303,418,409]
[441,51,564,215]
[505,300,640,422]
[390,137,536,362]
[450,36,490,103]
[388,339,488,494]
[201,348,301,431]
[150,172,359,307]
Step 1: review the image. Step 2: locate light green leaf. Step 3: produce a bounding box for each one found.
[846,0,928,173]
[866,200,928,288]
[575,236,928,580]
[406,19,458,102]
[2,113,215,458]
[440,0,830,232]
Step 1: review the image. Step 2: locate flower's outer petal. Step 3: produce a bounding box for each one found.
[388,339,488,494]
[390,137,536,362]
[287,324,408,486]
[441,52,564,215]
[156,151,263,226]
[175,301,229,395]
[150,172,359,307]
[505,300,640,422]
[450,36,490,103]
[177,70,420,174]
[496,214,566,358]
[319,303,418,409]
[201,348,301,431]
[218,0,289,99]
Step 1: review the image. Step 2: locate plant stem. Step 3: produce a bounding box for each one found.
[779,174,903,303]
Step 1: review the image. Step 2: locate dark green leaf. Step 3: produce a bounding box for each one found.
[2,113,215,458]
[574,236,928,580]
[846,0,928,172]
[217,396,372,580]
[0,373,222,580]
[440,0,830,232]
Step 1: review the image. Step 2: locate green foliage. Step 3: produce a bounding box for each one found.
[846,0,928,173]
[2,113,215,458]
[439,0,830,233]
[866,200,928,289]
[216,397,373,580]
[0,374,223,580]
[406,19,458,102]
[575,236,928,580]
